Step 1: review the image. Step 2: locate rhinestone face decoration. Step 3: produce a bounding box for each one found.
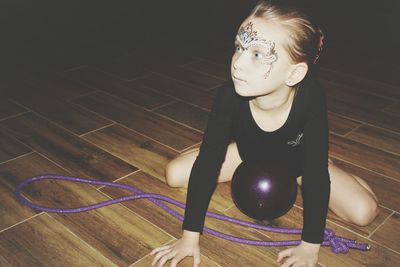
[236,22,278,78]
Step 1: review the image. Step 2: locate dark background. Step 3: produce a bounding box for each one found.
[1,0,399,85]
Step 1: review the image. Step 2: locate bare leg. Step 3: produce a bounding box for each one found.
[165,142,243,188]
[167,145,379,226]
[297,158,379,226]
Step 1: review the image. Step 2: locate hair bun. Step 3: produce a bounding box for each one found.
[313,28,325,64]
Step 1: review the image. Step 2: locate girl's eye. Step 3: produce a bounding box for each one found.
[235,45,243,52]
[254,52,264,59]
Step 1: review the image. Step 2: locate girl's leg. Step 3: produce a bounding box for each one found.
[165,142,243,188]
[167,144,380,226]
[296,158,380,226]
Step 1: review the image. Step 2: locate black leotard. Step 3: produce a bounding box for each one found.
[182,76,331,244]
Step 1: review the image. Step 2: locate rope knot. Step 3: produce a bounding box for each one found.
[325,229,349,254]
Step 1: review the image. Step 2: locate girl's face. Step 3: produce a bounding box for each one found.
[231,17,293,97]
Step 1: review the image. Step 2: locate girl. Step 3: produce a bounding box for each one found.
[151,1,379,266]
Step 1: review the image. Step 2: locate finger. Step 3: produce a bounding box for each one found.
[158,251,177,267]
[292,262,305,267]
[152,248,172,266]
[151,245,171,255]
[281,256,296,267]
[193,250,201,267]
[169,253,186,267]
[277,248,292,263]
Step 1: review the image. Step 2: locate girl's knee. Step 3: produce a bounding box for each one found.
[165,160,182,188]
[165,157,191,188]
[351,199,379,226]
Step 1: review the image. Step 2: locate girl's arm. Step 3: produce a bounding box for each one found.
[300,80,331,244]
[182,81,238,235]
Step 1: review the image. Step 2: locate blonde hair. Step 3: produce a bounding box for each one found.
[250,0,324,65]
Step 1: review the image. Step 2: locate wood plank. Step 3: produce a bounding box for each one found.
[133,250,220,267]
[0,214,116,266]
[82,124,177,181]
[73,91,203,151]
[154,101,210,132]
[370,212,400,254]
[292,192,391,240]
[198,215,286,266]
[92,47,197,81]
[1,113,137,182]
[331,107,400,133]
[318,219,400,267]
[329,133,400,181]
[330,157,400,213]
[195,46,233,66]
[150,65,225,91]
[63,41,130,68]
[382,101,400,116]
[100,171,271,266]
[328,112,362,136]
[35,41,128,73]
[0,100,27,120]
[323,81,399,132]
[0,152,172,266]
[63,66,121,90]
[188,187,327,267]
[93,40,195,81]
[328,205,392,239]
[332,72,400,99]
[99,171,188,237]
[128,44,199,68]
[290,162,391,238]
[183,59,230,80]
[0,127,31,163]
[323,80,395,109]
[0,153,42,231]
[12,93,113,136]
[21,71,95,100]
[63,67,175,109]
[346,124,400,155]
[225,205,400,266]
[135,73,215,110]
[91,58,149,81]
[0,152,74,231]
[40,183,172,266]
[99,171,235,236]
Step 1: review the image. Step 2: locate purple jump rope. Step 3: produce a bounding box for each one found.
[15,175,370,254]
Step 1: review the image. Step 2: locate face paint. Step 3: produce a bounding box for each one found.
[236,21,278,78]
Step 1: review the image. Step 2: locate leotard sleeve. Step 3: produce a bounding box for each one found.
[300,80,331,243]
[182,81,237,234]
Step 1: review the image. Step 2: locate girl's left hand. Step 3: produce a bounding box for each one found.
[277,241,320,267]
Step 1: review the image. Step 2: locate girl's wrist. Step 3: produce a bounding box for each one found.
[183,230,200,242]
[300,240,321,251]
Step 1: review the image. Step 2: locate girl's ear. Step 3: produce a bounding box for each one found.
[285,62,308,86]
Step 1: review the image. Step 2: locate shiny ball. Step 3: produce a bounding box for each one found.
[231,161,298,220]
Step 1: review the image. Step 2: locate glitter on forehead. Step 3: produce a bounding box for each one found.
[237,21,267,47]
[236,21,279,79]
[237,21,278,65]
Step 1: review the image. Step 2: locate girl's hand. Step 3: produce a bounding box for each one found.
[277,241,320,267]
[150,237,201,267]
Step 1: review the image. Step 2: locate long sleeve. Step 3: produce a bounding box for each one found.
[300,81,331,243]
[182,81,237,234]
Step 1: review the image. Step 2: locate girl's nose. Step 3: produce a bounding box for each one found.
[232,53,245,71]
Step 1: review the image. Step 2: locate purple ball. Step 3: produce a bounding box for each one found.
[231,161,298,220]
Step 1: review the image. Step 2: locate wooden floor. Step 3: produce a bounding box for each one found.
[0,40,399,267]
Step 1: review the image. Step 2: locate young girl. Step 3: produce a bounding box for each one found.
[151,1,379,266]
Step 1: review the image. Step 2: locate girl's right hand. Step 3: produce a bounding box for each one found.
[150,237,201,267]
